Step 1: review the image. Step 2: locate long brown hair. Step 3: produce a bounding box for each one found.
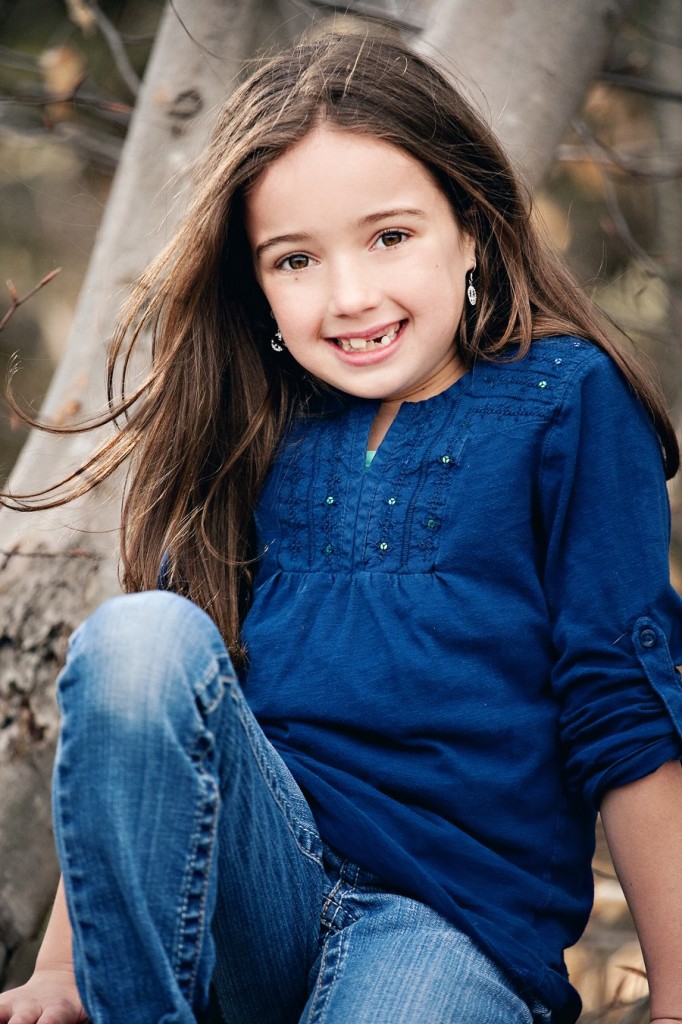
[4,29,678,666]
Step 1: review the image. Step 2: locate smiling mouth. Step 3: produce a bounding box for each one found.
[332,321,403,353]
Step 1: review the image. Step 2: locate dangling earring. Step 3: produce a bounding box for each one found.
[271,328,285,353]
[466,269,477,307]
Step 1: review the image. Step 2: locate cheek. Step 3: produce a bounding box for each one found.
[263,285,297,327]
[270,291,319,342]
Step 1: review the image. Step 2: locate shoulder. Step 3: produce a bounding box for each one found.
[474,335,608,391]
[530,338,666,496]
[464,336,634,423]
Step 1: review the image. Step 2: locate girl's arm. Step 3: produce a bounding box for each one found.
[0,877,86,1024]
[600,759,682,1024]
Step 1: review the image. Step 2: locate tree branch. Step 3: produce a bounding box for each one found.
[304,0,428,32]
[0,270,62,334]
[556,140,682,181]
[90,2,141,97]
[597,70,682,103]
[573,118,663,278]
[0,81,132,124]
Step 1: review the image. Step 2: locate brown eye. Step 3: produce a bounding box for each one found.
[279,253,311,271]
[376,230,407,249]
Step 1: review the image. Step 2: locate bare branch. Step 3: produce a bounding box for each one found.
[0,120,122,172]
[119,32,157,47]
[597,70,682,103]
[556,142,682,181]
[47,120,123,170]
[0,270,62,334]
[0,546,102,561]
[288,0,427,33]
[0,81,132,125]
[168,0,229,61]
[0,45,39,73]
[572,118,663,278]
[90,3,141,97]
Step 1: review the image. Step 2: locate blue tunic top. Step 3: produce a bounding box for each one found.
[240,337,682,1022]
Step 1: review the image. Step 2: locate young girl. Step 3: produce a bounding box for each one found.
[2,28,682,1024]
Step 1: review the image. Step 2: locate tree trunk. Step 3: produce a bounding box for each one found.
[417,0,635,187]
[0,0,290,979]
[651,0,682,555]
[0,0,633,979]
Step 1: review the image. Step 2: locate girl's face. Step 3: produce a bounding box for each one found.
[245,126,476,403]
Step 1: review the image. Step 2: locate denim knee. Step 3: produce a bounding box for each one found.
[57,590,235,728]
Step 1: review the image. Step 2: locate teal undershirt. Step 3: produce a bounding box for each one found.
[365,450,377,470]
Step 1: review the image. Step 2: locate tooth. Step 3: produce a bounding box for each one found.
[349,338,367,350]
[378,325,397,345]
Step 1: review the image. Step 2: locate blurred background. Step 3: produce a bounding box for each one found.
[0,1,680,1019]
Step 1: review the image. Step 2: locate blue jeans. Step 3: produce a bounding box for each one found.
[53,591,550,1024]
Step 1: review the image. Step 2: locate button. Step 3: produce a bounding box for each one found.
[538,380,548,389]
[387,497,397,505]
[426,518,438,529]
[640,628,657,648]
[441,455,451,465]
[323,544,334,555]
[325,496,335,505]
[379,541,389,551]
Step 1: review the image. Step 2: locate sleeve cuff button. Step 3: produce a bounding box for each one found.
[640,628,657,648]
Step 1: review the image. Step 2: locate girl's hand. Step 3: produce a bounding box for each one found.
[0,966,87,1024]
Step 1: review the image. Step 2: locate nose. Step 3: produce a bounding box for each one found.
[327,256,381,318]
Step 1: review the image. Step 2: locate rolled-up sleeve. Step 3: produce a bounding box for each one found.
[540,347,682,807]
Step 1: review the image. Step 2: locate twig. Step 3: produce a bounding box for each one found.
[600,174,661,275]
[49,120,123,169]
[0,119,122,171]
[0,269,62,333]
[572,119,666,279]
[0,45,40,73]
[303,0,427,32]
[0,547,102,561]
[0,81,132,124]
[556,143,682,181]
[119,32,156,47]
[597,71,682,103]
[168,0,227,61]
[89,2,141,97]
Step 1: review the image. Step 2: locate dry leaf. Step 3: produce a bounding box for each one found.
[39,45,85,96]
[64,0,97,35]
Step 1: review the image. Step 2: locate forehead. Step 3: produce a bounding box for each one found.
[244,126,449,238]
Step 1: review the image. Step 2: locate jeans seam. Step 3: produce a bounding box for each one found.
[229,685,324,867]
[306,923,349,1024]
[168,646,226,1002]
[172,751,220,1004]
[195,653,233,715]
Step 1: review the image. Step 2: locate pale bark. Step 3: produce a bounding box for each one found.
[0,0,634,979]
[0,0,288,976]
[651,0,682,554]
[417,0,636,187]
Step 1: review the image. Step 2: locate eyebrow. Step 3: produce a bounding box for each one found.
[254,208,426,261]
[254,233,312,260]
[357,207,426,227]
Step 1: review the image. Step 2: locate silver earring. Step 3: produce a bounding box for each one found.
[466,270,477,307]
[271,329,285,352]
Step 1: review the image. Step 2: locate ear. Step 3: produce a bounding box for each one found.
[462,231,476,272]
